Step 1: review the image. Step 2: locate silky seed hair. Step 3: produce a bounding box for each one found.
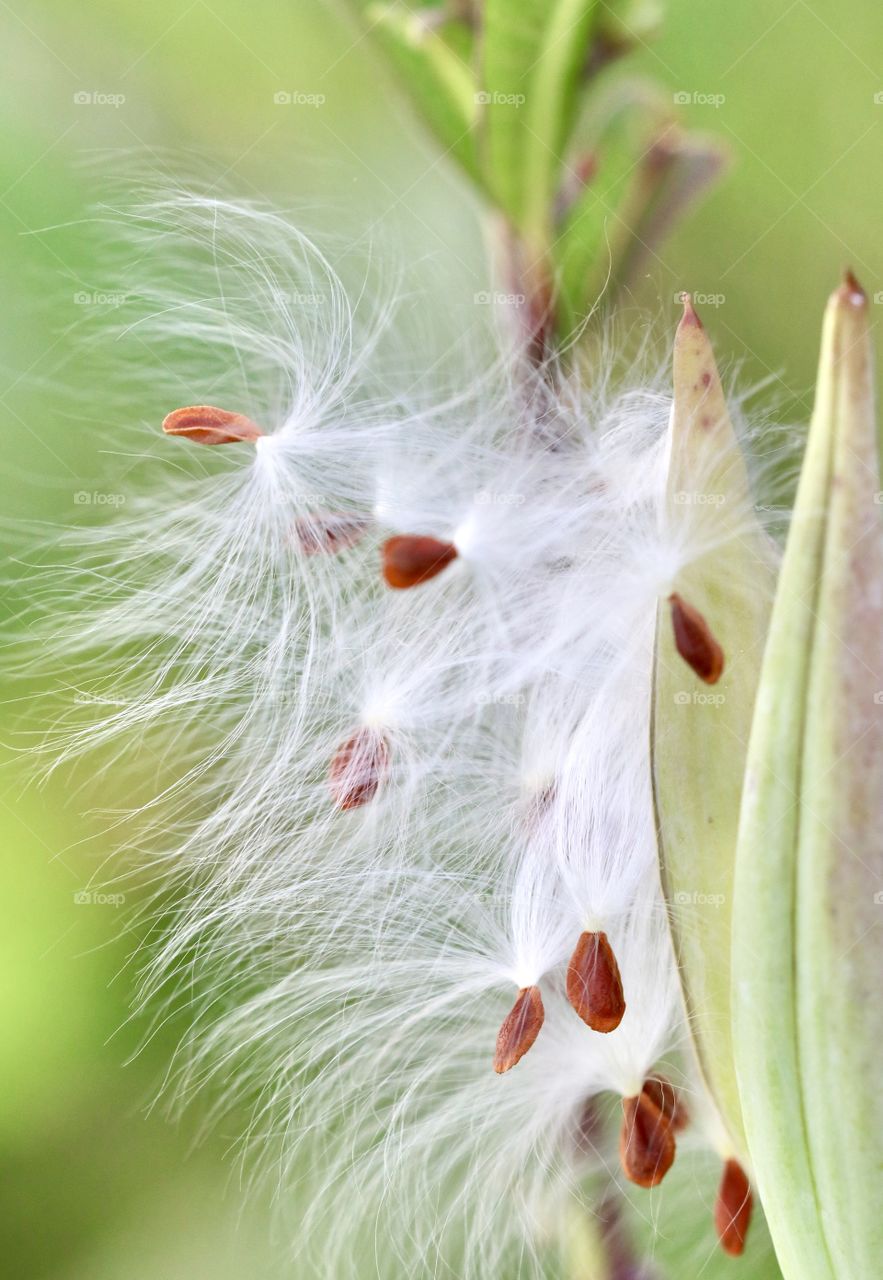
[22,194,789,1277]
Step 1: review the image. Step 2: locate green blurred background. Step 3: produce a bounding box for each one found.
[1,1,881,1275]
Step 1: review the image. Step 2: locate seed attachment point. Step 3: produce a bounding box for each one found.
[669,592,724,684]
[619,1087,676,1188]
[493,985,545,1073]
[565,930,626,1032]
[162,405,264,445]
[641,1075,689,1133]
[382,536,458,589]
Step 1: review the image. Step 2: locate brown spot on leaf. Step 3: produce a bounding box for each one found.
[714,1159,753,1256]
[493,985,545,1073]
[382,535,458,589]
[619,1088,676,1188]
[294,513,369,556]
[162,405,263,445]
[566,931,626,1032]
[329,728,390,810]
[669,593,724,684]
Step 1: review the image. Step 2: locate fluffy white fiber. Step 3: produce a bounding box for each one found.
[28,195,780,1277]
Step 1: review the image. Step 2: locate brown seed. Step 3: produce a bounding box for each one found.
[641,1075,689,1133]
[294,513,369,556]
[715,1159,753,1256]
[565,930,626,1032]
[669,592,724,684]
[328,728,390,810]
[493,985,545,1073]
[162,405,264,445]
[381,535,458,589]
[619,1089,676,1188]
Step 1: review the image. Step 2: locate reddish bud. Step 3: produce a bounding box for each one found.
[619,1088,676,1188]
[669,592,724,684]
[329,728,390,810]
[493,985,545,1073]
[565,930,626,1032]
[162,405,264,445]
[294,513,369,556]
[641,1075,689,1133]
[715,1159,753,1256]
[382,536,458,589]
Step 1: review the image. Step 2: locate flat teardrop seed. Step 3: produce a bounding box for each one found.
[493,985,545,1073]
[162,405,264,445]
[619,1089,676,1188]
[382,536,458,589]
[714,1159,753,1256]
[329,729,390,810]
[565,930,626,1032]
[669,592,724,684]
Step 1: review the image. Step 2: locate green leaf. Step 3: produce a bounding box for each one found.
[482,0,600,239]
[553,92,660,329]
[733,277,883,1279]
[611,126,726,292]
[368,4,482,182]
[652,299,775,1159]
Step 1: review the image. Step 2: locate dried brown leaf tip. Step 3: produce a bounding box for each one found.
[382,535,458,589]
[493,985,545,1073]
[565,930,626,1032]
[641,1075,689,1133]
[162,405,264,445]
[328,728,390,810]
[294,513,369,556]
[669,592,724,684]
[714,1159,753,1256]
[619,1087,676,1188]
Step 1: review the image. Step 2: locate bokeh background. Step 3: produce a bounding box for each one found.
[2,1,881,1275]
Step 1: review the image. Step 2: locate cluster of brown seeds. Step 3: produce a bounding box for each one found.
[162,404,742,1252]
